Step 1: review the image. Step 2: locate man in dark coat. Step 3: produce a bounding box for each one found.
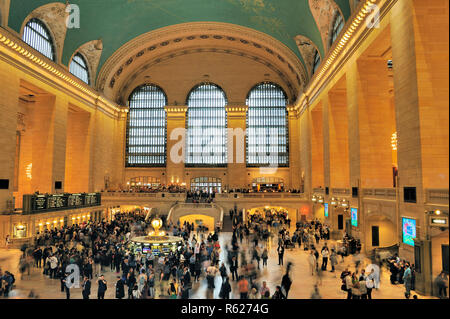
[97,275,107,299]
[82,276,91,299]
[115,276,125,299]
[281,262,293,298]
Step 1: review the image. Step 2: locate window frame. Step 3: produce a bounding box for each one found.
[246,82,290,168]
[312,50,321,75]
[69,52,90,85]
[330,13,345,46]
[185,82,228,168]
[22,18,56,61]
[125,84,168,168]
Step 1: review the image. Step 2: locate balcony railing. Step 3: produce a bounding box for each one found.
[331,188,351,196]
[425,189,449,205]
[216,193,305,200]
[101,192,186,200]
[313,188,325,195]
[362,188,397,200]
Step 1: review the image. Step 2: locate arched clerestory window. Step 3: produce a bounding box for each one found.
[69,53,90,84]
[312,49,321,75]
[126,85,167,167]
[186,83,228,166]
[246,83,289,167]
[22,18,55,61]
[330,12,345,47]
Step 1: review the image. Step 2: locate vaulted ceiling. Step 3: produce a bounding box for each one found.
[5,0,353,102]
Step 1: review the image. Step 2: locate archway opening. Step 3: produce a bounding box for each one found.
[179,214,215,233]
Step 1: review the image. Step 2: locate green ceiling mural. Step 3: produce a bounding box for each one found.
[7,0,350,71]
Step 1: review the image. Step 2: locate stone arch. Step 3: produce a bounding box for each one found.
[96,22,307,103]
[69,39,103,87]
[168,203,224,230]
[294,35,322,79]
[327,8,346,51]
[20,2,69,65]
[308,0,344,53]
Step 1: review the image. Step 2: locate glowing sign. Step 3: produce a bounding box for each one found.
[402,218,416,246]
[351,208,358,227]
[324,203,329,217]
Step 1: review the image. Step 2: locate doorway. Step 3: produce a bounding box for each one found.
[338,215,344,230]
[442,245,449,273]
[372,226,380,247]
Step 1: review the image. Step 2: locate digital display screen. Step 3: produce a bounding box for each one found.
[351,208,358,227]
[142,247,151,254]
[324,203,329,217]
[402,218,416,246]
[162,246,170,253]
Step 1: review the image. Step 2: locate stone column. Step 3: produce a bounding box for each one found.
[225,105,248,190]
[299,107,312,196]
[288,108,301,189]
[0,61,20,213]
[165,106,188,186]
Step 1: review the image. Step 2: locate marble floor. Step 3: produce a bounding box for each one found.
[0,232,436,299]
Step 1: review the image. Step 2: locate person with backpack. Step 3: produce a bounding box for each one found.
[261,248,268,268]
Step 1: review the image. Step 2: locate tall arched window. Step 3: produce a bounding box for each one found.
[312,50,321,75]
[22,18,55,61]
[126,85,167,167]
[69,53,90,84]
[247,83,289,167]
[186,83,227,166]
[330,13,345,46]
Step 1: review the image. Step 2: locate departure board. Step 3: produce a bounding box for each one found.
[34,195,47,210]
[68,194,84,207]
[47,194,67,209]
[23,192,101,214]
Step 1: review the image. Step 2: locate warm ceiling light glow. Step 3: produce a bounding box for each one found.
[26,163,32,180]
[391,132,398,151]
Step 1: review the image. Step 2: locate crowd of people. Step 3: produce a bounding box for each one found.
[1,209,448,300]
[186,190,216,203]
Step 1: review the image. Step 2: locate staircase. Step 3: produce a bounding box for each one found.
[221,215,234,232]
